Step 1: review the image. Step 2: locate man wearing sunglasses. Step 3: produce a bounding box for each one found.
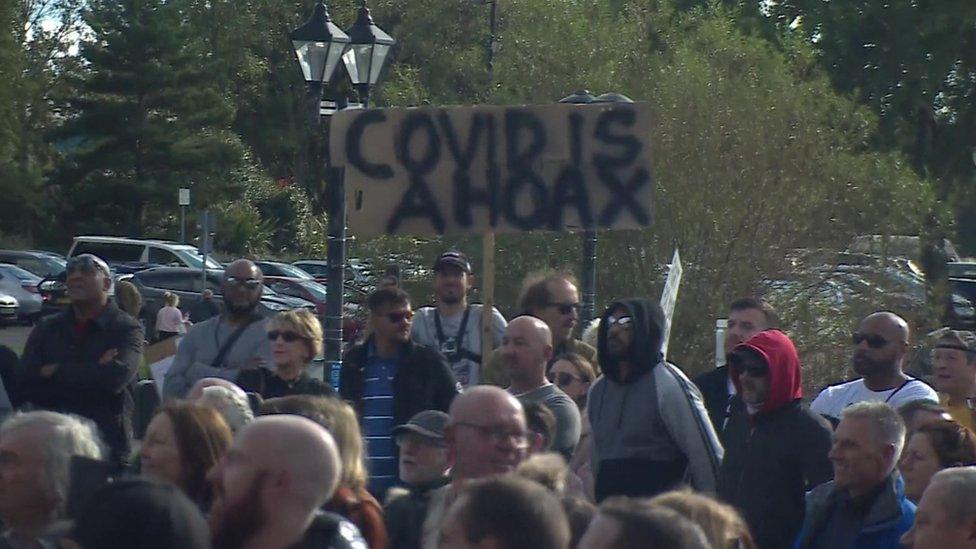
[811,311,938,427]
[482,271,597,387]
[20,253,144,468]
[163,259,273,400]
[588,298,722,502]
[411,251,507,388]
[717,330,833,549]
[340,286,458,497]
[693,297,778,433]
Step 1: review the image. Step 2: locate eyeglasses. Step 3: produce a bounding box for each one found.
[548,371,584,386]
[225,276,262,290]
[547,302,581,315]
[267,330,306,342]
[453,421,528,447]
[395,433,446,448]
[606,315,633,328]
[387,310,414,324]
[66,255,110,277]
[852,332,888,349]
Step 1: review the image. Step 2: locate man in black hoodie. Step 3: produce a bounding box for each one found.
[718,329,833,549]
[587,299,723,502]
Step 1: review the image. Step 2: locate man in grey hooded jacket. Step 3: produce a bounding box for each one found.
[588,298,723,502]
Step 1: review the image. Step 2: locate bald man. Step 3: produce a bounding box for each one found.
[811,311,938,426]
[206,415,365,549]
[503,315,581,458]
[164,259,273,400]
[420,386,529,549]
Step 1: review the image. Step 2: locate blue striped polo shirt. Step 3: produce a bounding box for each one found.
[363,342,399,497]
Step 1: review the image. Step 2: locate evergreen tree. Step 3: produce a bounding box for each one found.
[54,0,246,236]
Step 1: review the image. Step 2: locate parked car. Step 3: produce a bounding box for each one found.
[128,267,317,337]
[254,260,314,281]
[68,236,222,270]
[0,292,17,325]
[263,276,363,341]
[0,263,44,321]
[0,250,66,278]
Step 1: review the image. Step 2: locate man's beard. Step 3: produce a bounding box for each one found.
[211,473,268,549]
[439,293,461,306]
[225,299,258,316]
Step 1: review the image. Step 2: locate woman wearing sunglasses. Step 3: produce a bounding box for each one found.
[237,309,334,399]
[551,352,598,501]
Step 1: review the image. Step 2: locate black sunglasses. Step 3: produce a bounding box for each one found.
[734,360,769,378]
[852,332,888,349]
[268,330,306,342]
[548,371,584,386]
[547,302,581,315]
[388,310,414,324]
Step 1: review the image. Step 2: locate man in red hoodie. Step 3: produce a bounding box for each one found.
[717,329,833,549]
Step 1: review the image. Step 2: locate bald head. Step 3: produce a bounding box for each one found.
[239,415,341,508]
[447,387,527,480]
[226,259,261,280]
[853,311,911,378]
[862,312,910,344]
[450,386,525,423]
[501,316,554,390]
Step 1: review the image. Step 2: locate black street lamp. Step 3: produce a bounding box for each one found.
[290,0,395,369]
[342,3,396,108]
[290,1,350,125]
[558,90,633,327]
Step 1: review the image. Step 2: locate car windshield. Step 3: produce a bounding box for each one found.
[267,263,313,280]
[299,280,328,301]
[0,264,43,283]
[172,246,222,269]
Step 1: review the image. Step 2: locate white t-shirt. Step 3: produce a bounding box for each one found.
[810,377,939,423]
[411,304,506,388]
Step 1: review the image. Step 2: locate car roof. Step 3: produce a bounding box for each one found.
[293,260,328,265]
[0,250,46,258]
[134,266,225,276]
[73,236,184,246]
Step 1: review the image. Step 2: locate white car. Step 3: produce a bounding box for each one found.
[0,292,17,325]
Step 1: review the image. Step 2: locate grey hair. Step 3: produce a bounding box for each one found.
[842,401,907,460]
[0,411,105,517]
[928,467,976,525]
[198,385,254,432]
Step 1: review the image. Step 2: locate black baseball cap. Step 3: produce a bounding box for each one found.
[392,410,450,439]
[433,251,472,274]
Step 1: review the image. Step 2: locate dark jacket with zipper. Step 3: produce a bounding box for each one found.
[794,474,915,549]
[718,329,833,549]
[339,337,458,427]
[19,302,143,467]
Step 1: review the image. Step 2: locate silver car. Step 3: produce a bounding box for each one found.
[0,292,17,324]
[0,263,43,321]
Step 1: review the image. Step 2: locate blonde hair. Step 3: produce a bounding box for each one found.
[269,309,324,362]
[259,395,367,491]
[163,291,179,307]
[115,280,143,317]
[650,490,757,549]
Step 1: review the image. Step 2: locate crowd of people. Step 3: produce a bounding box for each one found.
[0,250,974,548]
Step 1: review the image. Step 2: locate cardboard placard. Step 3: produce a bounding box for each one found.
[329,102,655,236]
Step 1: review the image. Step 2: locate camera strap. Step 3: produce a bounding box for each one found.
[434,306,472,363]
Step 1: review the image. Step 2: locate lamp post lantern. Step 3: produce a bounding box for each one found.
[289,0,395,369]
[558,90,633,327]
[342,3,395,108]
